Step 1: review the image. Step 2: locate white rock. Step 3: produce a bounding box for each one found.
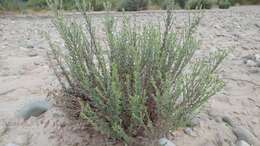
[236,140,250,146]
[159,138,176,146]
[183,128,197,137]
[245,60,257,67]
[254,54,260,62]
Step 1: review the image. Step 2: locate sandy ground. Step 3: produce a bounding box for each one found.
[0,6,260,146]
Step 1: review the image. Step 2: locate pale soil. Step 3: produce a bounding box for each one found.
[0,6,260,146]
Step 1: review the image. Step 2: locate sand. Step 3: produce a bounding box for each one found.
[0,6,260,146]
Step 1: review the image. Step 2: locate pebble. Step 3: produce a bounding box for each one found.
[27,45,34,49]
[236,140,250,146]
[159,138,176,146]
[245,60,257,67]
[16,100,50,120]
[190,117,200,127]
[232,126,257,145]
[215,116,222,123]
[222,116,236,127]
[28,52,38,57]
[248,68,260,74]
[255,54,260,62]
[183,128,196,137]
[0,120,7,136]
[243,55,255,60]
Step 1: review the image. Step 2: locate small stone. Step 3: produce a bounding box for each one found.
[236,140,250,146]
[5,143,19,146]
[248,68,260,74]
[16,100,50,120]
[190,117,200,127]
[27,45,34,49]
[28,52,38,57]
[222,116,236,127]
[256,62,260,67]
[183,128,196,137]
[33,62,40,66]
[159,138,176,146]
[255,54,260,62]
[215,116,222,123]
[232,126,257,145]
[0,120,7,136]
[245,60,257,67]
[255,23,260,28]
[243,55,255,61]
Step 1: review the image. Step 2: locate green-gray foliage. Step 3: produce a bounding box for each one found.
[118,0,149,11]
[218,0,231,9]
[186,0,215,9]
[0,0,26,11]
[47,0,227,144]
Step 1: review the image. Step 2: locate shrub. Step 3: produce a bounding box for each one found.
[47,0,227,145]
[186,0,215,9]
[218,0,231,9]
[150,0,188,9]
[27,0,77,10]
[0,0,26,11]
[27,0,48,9]
[118,0,149,11]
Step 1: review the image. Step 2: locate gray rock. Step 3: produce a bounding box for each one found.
[5,143,20,146]
[245,60,257,67]
[0,120,7,136]
[27,45,34,49]
[16,100,50,120]
[243,55,255,61]
[215,116,222,123]
[183,128,196,137]
[222,116,236,127]
[236,140,250,146]
[256,62,260,67]
[159,138,176,146]
[190,117,200,127]
[28,52,38,57]
[248,68,260,74]
[255,54,260,62]
[232,126,257,145]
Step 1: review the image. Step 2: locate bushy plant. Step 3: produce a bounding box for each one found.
[27,0,48,9]
[118,0,149,11]
[0,0,26,11]
[27,0,77,10]
[47,0,227,145]
[218,0,231,9]
[150,0,188,9]
[186,0,215,9]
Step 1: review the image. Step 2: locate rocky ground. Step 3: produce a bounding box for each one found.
[0,6,260,146]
